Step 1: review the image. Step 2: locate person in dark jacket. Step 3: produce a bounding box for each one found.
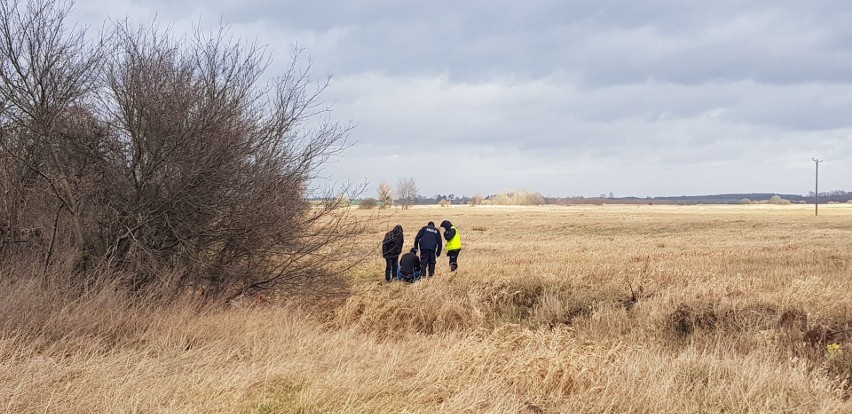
[413,221,442,277]
[440,220,462,271]
[382,224,404,282]
[397,248,422,282]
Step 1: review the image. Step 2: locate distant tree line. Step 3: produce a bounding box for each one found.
[355,183,544,208]
[548,191,852,205]
[355,177,852,209]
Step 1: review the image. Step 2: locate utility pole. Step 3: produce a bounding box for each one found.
[812,158,823,216]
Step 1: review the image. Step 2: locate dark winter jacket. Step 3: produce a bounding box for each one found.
[399,250,422,276]
[441,220,462,252]
[413,222,442,255]
[440,220,456,242]
[382,225,404,258]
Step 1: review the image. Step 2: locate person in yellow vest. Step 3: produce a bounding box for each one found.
[440,220,462,271]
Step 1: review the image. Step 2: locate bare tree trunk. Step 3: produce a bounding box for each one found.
[44,202,63,268]
[47,144,85,250]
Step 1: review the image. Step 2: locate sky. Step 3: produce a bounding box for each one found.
[70,0,852,197]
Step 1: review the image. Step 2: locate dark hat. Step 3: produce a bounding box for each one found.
[440,220,452,229]
[427,221,435,226]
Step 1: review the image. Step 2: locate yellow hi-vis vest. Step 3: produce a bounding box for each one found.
[446,226,462,251]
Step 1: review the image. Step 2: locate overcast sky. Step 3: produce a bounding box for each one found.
[71,1,852,197]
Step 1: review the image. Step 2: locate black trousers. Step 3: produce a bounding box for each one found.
[420,249,437,276]
[447,249,460,271]
[384,256,399,282]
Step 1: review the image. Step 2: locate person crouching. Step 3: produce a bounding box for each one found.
[397,248,423,282]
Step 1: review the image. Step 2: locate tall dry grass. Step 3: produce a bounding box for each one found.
[2,204,851,413]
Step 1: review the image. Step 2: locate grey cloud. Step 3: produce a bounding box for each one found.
[69,0,852,196]
[108,0,852,85]
[329,74,852,145]
[320,71,851,195]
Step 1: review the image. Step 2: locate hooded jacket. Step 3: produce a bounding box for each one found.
[440,220,461,251]
[382,225,404,258]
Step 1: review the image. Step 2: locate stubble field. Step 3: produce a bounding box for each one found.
[2,204,851,413]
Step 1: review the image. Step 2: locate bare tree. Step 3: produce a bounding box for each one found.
[396,177,417,210]
[95,22,359,293]
[377,180,393,208]
[0,1,363,299]
[0,0,103,267]
[359,197,378,209]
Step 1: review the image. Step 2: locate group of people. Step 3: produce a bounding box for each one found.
[381,220,462,283]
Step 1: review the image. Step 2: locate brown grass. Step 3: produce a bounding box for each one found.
[2,204,852,413]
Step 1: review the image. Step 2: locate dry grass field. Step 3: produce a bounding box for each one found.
[2,204,851,413]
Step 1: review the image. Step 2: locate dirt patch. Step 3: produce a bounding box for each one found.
[484,283,545,320]
[803,324,852,346]
[547,305,593,328]
[566,305,592,321]
[778,309,808,332]
[667,302,783,337]
[668,304,717,336]
[796,323,852,401]
[526,402,544,413]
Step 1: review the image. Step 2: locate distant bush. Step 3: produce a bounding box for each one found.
[469,193,484,206]
[740,198,752,204]
[439,198,450,207]
[359,198,378,209]
[485,191,545,206]
[770,195,791,205]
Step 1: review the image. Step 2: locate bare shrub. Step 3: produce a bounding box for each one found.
[487,190,545,206]
[740,198,752,204]
[770,195,791,205]
[359,198,378,209]
[469,193,483,206]
[516,191,545,205]
[0,1,361,299]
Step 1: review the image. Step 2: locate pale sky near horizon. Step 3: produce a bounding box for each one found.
[70,1,852,197]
